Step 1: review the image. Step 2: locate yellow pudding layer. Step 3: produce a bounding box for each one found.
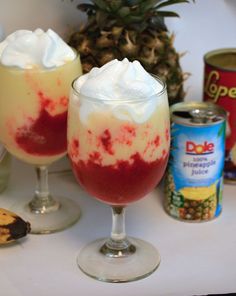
[68,93,170,166]
[0,54,82,165]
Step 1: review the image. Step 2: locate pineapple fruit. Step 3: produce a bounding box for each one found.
[68,0,193,105]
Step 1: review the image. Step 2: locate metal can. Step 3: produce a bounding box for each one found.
[203,48,236,183]
[164,102,226,222]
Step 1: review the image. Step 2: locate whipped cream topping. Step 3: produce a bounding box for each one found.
[75,58,163,100]
[73,59,166,124]
[0,28,76,69]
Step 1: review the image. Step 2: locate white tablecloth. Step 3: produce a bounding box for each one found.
[0,157,235,296]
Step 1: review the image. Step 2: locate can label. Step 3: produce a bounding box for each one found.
[203,51,236,181]
[165,121,225,221]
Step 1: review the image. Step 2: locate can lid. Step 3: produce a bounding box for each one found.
[170,102,226,126]
[204,48,236,71]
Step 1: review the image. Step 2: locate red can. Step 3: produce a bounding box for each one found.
[203,48,236,183]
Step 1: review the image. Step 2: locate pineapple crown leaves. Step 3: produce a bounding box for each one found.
[78,0,195,32]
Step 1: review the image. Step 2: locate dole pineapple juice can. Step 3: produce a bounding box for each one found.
[164,102,226,222]
[204,49,236,183]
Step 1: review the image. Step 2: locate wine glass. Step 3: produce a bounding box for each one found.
[0,51,82,234]
[68,75,170,282]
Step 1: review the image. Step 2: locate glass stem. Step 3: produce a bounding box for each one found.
[28,166,60,214]
[111,206,126,241]
[100,206,136,258]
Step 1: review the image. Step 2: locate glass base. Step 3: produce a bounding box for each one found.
[77,237,160,283]
[13,196,81,234]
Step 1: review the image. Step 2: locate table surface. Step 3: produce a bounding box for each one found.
[0,157,236,296]
[0,1,236,295]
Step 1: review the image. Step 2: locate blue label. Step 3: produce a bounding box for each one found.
[170,122,225,191]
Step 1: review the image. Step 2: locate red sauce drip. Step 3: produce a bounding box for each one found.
[165,128,169,142]
[15,108,67,155]
[154,135,160,147]
[89,151,102,164]
[144,134,161,156]
[14,90,69,156]
[117,124,136,146]
[73,139,79,148]
[123,125,136,136]
[60,96,68,108]
[70,153,168,205]
[100,129,114,155]
[162,149,167,157]
[69,138,80,158]
[38,91,55,112]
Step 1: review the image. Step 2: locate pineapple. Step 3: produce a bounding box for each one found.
[68,0,193,105]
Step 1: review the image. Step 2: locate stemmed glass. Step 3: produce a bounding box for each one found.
[0,52,82,234]
[68,75,170,282]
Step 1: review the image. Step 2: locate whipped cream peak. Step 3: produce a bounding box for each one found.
[73,59,167,124]
[75,58,163,100]
[0,28,76,69]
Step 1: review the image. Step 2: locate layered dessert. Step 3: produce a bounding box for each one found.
[0,29,82,165]
[68,59,170,205]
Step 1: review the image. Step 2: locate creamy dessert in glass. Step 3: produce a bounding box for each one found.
[68,58,170,282]
[0,28,82,233]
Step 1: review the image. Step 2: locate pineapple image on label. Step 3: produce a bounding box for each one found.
[179,184,217,221]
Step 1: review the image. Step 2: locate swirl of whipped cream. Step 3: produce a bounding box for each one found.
[0,28,76,69]
[73,58,166,124]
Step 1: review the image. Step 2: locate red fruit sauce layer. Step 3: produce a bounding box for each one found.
[15,109,67,155]
[15,92,67,156]
[71,152,168,205]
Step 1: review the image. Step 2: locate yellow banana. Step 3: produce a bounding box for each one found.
[0,208,30,244]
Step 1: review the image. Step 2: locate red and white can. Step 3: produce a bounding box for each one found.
[203,48,236,183]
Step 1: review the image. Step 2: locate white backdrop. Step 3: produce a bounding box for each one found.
[1,2,236,295]
[0,0,236,101]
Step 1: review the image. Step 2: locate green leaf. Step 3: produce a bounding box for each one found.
[155,10,180,17]
[156,0,190,10]
[126,0,144,6]
[93,0,108,10]
[109,0,123,12]
[118,6,131,17]
[125,15,146,23]
[150,15,167,31]
[140,0,162,11]
[171,191,184,208]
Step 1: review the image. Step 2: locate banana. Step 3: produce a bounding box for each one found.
[0,208,30,244]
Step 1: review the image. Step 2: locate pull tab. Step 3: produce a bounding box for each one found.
[172,111,192,119]
[190,109,218,123]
